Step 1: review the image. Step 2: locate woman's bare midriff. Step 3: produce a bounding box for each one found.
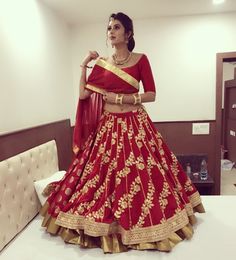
[104,102,142,113]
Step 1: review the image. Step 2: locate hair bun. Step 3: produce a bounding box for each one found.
[128,37,135,52]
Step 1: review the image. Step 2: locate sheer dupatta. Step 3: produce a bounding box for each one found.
[73,61,105,155]
[73,93,104,154]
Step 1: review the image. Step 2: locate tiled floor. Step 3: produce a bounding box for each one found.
[221,168,236,195]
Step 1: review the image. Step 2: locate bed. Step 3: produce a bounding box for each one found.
[0,128,236,259]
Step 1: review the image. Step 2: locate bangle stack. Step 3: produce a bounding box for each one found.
[115,94,124,105]
[133,93,141,105]
[80,64,93,69]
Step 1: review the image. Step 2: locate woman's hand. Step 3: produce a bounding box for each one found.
[82,51,99,66]
[103,92,117,104]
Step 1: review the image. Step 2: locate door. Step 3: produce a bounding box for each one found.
[224,78,236,162]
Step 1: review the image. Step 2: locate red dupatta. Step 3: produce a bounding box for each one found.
[73,58,140,155]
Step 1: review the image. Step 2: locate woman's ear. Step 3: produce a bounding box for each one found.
[125,31,132,43]
[127,31,132,39]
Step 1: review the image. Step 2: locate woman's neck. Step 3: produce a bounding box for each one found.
[113,46,130,59]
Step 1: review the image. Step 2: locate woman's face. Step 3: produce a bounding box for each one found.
[107,19,128,46]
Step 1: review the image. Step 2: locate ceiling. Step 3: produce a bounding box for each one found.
[40,0,236,26]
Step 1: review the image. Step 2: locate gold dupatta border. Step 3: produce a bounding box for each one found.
[85,84,106,94]
[96,58,139,90]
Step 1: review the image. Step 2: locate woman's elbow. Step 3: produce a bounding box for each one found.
[149,92,156,102]
[79,89,92,100]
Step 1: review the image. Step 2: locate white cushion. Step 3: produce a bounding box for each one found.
[34,170,66,205]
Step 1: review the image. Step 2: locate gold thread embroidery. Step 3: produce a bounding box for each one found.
[55,208,190,245]
[133,180,155,228]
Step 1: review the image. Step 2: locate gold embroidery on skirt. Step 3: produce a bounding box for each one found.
[55,207,190,245]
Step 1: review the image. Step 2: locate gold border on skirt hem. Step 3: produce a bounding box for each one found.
[40,193,204,253]
[55,208,190,245]
[40,212,194,253]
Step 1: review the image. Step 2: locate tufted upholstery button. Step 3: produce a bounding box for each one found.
[8,214,10,219]
[36,165,39,169]
[16,175,19,180]
[12,195,15,200]
[4,183,6,188]
[19,204,23,209]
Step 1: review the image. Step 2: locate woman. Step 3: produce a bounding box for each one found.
[41,12,205,253]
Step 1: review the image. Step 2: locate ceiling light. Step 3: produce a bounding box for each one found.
[213,0,225,5]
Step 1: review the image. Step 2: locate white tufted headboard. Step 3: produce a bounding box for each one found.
[0,140,59,251]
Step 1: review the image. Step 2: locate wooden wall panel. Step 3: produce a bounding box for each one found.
[0,119,72,171]
[154,121,216,194]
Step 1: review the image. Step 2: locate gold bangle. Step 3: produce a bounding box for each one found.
[115,94,123,105]
[133,94,141,105]
[119,94,124,105]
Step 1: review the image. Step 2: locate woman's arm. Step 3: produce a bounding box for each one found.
[124,91,156,103]
[79,51,99,100]
[103,91,156,104]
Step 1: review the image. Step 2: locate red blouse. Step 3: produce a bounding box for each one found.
[87,54,156,94]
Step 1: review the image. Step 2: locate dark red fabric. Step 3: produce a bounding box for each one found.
[48,108,200,228]
[73,55,156,154]
[73,93,104,154]
[138,54,156,92]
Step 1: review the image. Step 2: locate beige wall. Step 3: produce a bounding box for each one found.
[0,0,73,134]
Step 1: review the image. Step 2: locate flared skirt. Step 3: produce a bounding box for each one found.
[40,106,205,253]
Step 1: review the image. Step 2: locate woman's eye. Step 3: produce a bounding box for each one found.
[114,25,120,30]
[107,26,112,31]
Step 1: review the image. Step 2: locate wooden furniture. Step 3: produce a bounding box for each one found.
[177,154,214,195]
[190,174,214,195]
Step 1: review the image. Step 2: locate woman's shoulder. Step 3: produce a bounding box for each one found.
[131,52,148,66]
[132,52,146,59]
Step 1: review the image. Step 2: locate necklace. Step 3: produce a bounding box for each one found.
[112,52,132,65]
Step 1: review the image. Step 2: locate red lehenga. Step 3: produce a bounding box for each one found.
[40,54,205,253]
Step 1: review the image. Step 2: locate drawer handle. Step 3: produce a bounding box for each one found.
[232,104,236,109]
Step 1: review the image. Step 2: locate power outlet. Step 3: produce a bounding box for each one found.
[192,123,210,135]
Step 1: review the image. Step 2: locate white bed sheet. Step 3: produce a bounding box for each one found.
[1,196,236,260]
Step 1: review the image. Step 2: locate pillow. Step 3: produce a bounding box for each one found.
[34,170,66,205]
